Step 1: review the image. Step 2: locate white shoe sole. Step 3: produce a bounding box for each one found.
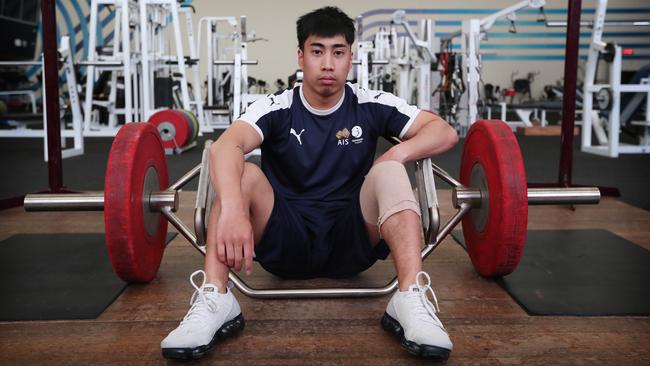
[162,313,245,360]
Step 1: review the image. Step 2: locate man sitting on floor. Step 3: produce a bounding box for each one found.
[161,6,458,360]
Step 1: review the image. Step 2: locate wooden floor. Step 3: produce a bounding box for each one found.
[1,190,649,365]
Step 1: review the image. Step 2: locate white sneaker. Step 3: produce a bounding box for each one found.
[161,270,244,360]
[382,271,452,359]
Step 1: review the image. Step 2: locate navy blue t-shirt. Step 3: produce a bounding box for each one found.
[239,82,420,203]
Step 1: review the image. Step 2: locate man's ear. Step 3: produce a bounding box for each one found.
[297,48,304,69]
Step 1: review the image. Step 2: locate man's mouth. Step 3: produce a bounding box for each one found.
[319,76,336,85]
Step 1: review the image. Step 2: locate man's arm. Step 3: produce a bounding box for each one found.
[375,111,459,164]
[208,121,262,274]
[209,121,262,208]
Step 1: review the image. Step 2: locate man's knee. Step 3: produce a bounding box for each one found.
[240,162,265,197]
[361,160,421,231]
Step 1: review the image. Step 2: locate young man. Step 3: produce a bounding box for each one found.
[161,6,458,361]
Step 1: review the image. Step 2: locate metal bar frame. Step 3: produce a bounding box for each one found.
[183,142,465,298]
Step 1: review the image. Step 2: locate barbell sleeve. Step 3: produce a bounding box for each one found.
[24,192,105,211]
[527,187,601,205]
[24,191,178,212]
[453,187,601,209]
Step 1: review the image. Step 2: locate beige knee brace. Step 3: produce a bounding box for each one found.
[360,160,421,236]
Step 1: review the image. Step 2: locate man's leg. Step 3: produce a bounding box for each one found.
[204,162,275,292]
[360,160,452,360]
[161,162,273,360]
[360,160,423,290]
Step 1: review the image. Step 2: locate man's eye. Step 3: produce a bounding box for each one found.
[312,50,322,55]
[335,51,345,56]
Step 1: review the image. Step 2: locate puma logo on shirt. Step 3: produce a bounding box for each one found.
[290,128,305,145]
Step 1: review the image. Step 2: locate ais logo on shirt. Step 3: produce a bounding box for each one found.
[336,128,350,146]
[336,126,363,146]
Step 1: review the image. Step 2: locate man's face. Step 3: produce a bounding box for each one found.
[298,34,352,98]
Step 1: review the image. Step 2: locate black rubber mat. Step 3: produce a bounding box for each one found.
[451,229,650,316]
[0,233,176,321]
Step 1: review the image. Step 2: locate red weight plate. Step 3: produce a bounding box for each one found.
[148,109,190,149]
[175,109,194,143]
[105,123,169,282]
[460,120,528,277]
[178,109,198,143]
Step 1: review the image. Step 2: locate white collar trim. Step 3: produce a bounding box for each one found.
[299,84,345,116]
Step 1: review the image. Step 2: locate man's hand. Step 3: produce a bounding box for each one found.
[214,208,254,275]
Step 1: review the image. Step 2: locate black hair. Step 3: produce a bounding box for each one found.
[296,6,355,50]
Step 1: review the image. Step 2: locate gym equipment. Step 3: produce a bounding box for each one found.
[198,16,263,131]
[580,0,650,157]
[459,120,527,276]
[83,0,204,133]
[24,120,600,294]
[179,109,200,142]
[0,37,84,162]
[440,0,546,135]
[148,109,198,154]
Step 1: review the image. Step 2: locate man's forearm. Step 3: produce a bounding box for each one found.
[209,140,246,213]
[387,118,458,163]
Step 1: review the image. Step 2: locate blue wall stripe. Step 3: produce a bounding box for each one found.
[360,7,650,18]
[482,54,650,61]
[55,0,76,55]
[365,31,650,42]
[464,43,650,50]
[69,0,89,59]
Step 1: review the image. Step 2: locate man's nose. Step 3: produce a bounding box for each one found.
[321,53,334,71]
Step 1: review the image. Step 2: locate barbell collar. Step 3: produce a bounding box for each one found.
[24,190,178,212]
[148,191,180,212]
[451,188,482,209]
[452,187,601,209]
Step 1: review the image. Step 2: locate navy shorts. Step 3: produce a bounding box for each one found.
[254,191,390,279]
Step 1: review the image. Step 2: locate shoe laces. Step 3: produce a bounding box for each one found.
[407,271,444,329]
[180,270,219,325]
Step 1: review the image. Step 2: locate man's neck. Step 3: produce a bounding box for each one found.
[301,83,344,110]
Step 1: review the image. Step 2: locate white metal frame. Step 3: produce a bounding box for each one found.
[0,37,85,161]
[581,0,650,157]
[441,0,545,135]
[83,0,136,135]
[197,16,262,132]
[139,0,193,121]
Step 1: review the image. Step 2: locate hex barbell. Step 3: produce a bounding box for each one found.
[24,120,600,292]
